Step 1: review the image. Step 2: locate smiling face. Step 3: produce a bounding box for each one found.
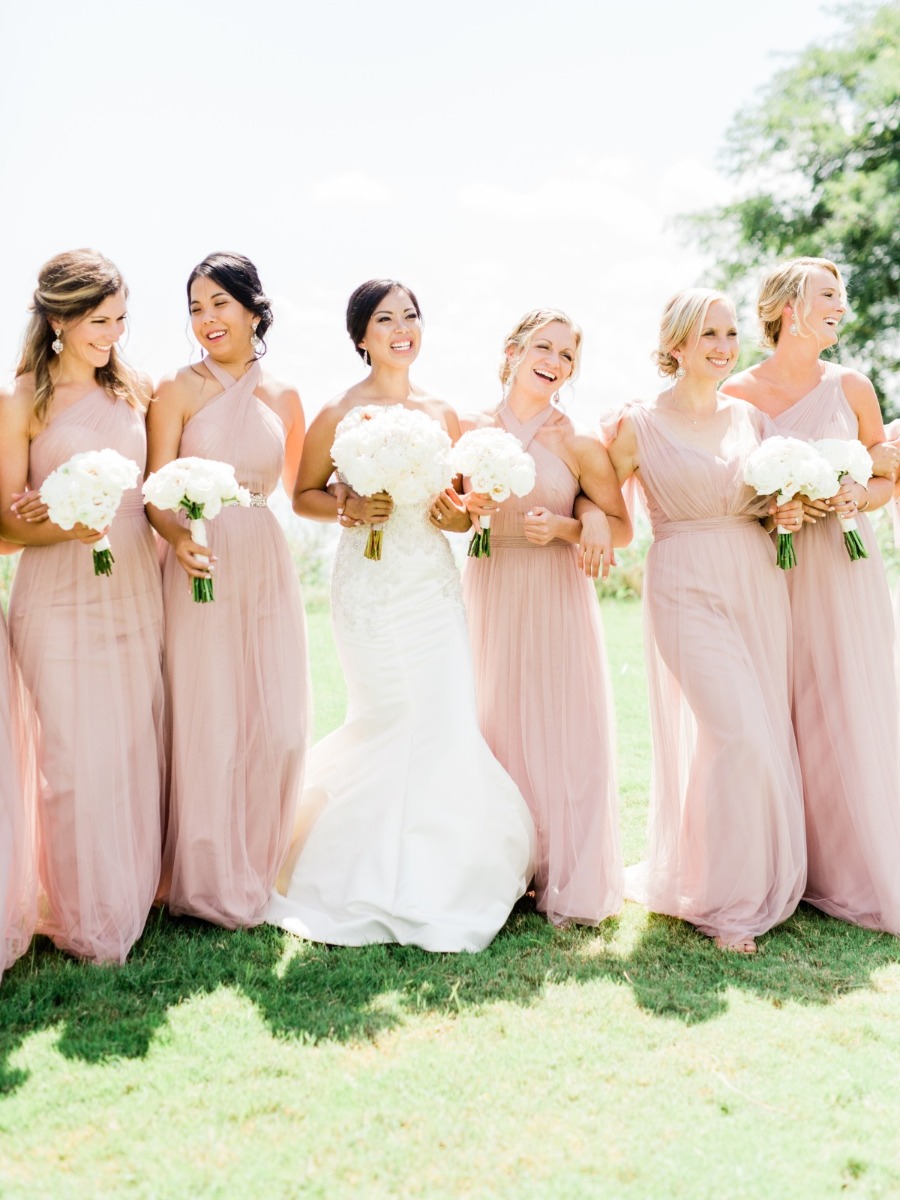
[359,288,421,366]
[791,266,846,349]
[508,320,577,398]
[53,289,127,371]
[189,275,257,360]
[676,300,740,382]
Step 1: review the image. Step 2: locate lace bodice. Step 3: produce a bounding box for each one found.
[332,502,463,635]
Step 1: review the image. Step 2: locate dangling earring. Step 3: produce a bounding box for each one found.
[674,357,685,380]
[789,320,799,337]
[52,328,63,355]
[250,323,262,354]
[362,349,370,367]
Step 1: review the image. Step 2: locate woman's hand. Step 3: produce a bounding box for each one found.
[173,529,216,580]
[10,490,49,523]
[770,498,805,532]
[73,524,110,546]
[828,481,866,519]
[430,488,470,532]
[342,490,393,526]
[463,491,500,529]
[329,481,364,528]
[523,506,563,546]
[577,508,615,579]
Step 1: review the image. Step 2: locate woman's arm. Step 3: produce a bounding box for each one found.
[293,404,392,525]
[145,376,214,581]
[0,386,103,547]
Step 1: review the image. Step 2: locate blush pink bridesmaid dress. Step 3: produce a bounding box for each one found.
[463,403,623,926]
[1,610,36,981]
[8,390,165,963]
[620,398,806,945]
[158,357,309,929]
[769,365,900,934]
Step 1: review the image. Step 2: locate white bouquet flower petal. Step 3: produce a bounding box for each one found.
[810,437,873,560]
[40,449,141,577]
[449,426,536,557]
[743,436,840,569]
[142,456,248,600]
[331,404,454,560]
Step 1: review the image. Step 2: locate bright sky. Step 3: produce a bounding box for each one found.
[1,0,842,427]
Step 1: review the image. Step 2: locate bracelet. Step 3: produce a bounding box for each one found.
[858,493,869,512]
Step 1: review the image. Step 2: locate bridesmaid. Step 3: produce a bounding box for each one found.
[606,288,806,952]
[723,257,900,935]
[457,309,630,926]
[147,251,309,929]
[1,550,36,982]
[0,250,164,964]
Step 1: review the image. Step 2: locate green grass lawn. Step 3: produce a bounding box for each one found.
[2,599,899,1199]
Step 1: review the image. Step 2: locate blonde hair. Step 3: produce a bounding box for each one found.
[16,249,142,424]
[757,257,845,347]
[500,308,582,391]
[654,288,733,377]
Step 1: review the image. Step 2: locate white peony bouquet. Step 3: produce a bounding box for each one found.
[743,436,840,569]
[143,457,250,601]
[811,438,873,561]
[450,427,536,557]
[40,448,140,577]
[331,404,453,560]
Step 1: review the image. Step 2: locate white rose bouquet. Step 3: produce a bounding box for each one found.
[143,457,250,601]
[40,448,140,577]
[331,405,453,560]
[811,438,873,561]
[449,427,536,557]
[743,436,840,569]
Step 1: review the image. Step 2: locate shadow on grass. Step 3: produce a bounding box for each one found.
[1,900,898,1093]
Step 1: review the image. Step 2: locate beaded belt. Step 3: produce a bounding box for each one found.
[248,492,268,508]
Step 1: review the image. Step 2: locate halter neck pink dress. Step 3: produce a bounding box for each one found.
[158,357,309,929]
[619,398,806,944]
[767,364,900,933]
[1,610,36,980]
[463,403,622,925]
[8,389,164,963]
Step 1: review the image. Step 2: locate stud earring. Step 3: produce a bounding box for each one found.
[52,328,63,355]
[250,324,262,354]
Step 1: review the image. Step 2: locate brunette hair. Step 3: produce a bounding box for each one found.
[17,249,140,423]
[187,252,274,355]
[345,279,422,359]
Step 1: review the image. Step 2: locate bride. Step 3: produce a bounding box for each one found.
[266,279,535,952]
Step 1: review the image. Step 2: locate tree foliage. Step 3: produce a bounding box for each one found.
[685,4,900,408]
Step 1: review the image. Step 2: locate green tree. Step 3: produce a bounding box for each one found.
[685,4,900,409]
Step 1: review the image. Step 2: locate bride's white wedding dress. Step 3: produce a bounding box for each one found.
[267,497,536,952]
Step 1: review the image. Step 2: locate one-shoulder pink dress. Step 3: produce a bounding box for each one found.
[621,399,806,943]
[8,389,164,963]
[159,358,309,929]
[1,609,36,980]
[463,403,622,925]
[770,365,900,934]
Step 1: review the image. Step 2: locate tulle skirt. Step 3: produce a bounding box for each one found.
[160,504,310,929]
[8,513,164,963]
[787,514,900,933]
[627,522,806,942]
[464,540,622,925]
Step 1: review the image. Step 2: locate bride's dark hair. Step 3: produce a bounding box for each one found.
[187,252,273,356]
[346,279,422,359]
